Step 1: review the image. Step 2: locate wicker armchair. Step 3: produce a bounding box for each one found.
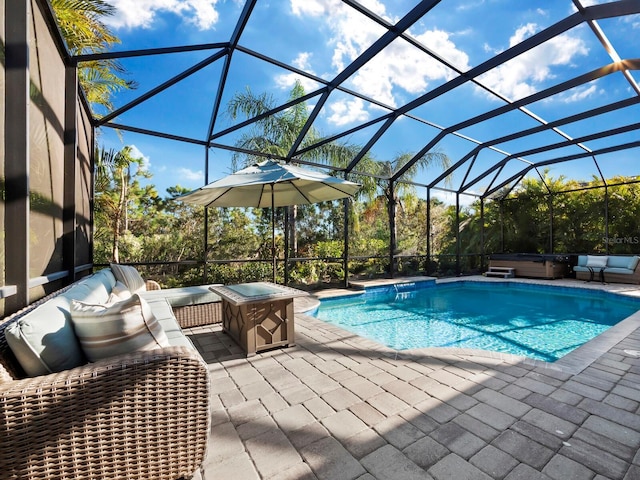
[146,278,163,290]
[0,287,210,480]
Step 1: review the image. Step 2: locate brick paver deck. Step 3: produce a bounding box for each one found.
[187,278,640,480]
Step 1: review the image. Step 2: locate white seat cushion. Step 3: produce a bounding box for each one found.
[140,284,221,307]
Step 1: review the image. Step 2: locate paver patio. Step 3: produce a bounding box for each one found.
[186,277,640,480]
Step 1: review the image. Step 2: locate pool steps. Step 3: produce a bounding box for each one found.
[484,266,515,278]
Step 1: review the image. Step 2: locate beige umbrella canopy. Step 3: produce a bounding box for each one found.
[177,160,361,282]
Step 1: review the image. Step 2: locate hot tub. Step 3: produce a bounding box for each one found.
[488,253,571,279]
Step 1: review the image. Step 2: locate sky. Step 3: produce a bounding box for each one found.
[95,0,640,205]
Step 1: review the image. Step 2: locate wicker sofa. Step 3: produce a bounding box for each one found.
[0,267,222,480]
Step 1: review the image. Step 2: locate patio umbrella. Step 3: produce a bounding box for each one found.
[176,159,360,282]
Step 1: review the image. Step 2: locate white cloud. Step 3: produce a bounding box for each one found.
[128,144,151,170]
[623,13,640,29]
[105,0,220,30]
[510,23,537,47]
[184,0,220,29]
[455,0,486,12]
[294,52,312,68]
[177,167,204,182]
[327,98,369,126]
[275,52,321,92]
[431,189,476,207]
[477,23,589,100]
[559,83,598,103]
[573,0,600,8]
[290,0,333,17]
[291,2,590,110]
[349,30,467,107]
[454,27,473,37]
[289,0,469,108]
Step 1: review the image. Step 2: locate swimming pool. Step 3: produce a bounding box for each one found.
[315,281,640,362]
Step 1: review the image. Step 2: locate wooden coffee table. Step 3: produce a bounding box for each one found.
[210,282,308,356]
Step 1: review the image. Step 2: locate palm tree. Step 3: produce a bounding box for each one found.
[227,80,359,256]
[228,82,451,275]
[51,0,136,110]
[228,81,327,166]
[94,146,149,262]
[373,151,450,274]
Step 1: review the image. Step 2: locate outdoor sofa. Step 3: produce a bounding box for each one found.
[574,254,640,284]
[0,265,222,480]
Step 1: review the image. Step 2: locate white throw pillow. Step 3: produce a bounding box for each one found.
[70,294,170,362]
[110,264,146,293]
[107,281,133,303]
[585,255,607,268]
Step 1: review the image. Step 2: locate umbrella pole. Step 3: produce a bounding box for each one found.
[271,185,276,283]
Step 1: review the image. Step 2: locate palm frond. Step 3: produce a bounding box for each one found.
[51,0,134,110]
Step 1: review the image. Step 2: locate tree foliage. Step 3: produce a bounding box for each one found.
[451,174,640,259]
[51,0,136,110]
[94,146,152,263]
[93,142,640,285]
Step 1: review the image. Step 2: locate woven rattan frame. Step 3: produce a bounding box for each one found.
[0,287,211,480]
[173,301,223,328]
[146,279,162,290]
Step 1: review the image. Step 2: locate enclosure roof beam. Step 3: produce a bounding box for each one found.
[449,61,636,136]
[101,122,208,146]
[485,140,640,198]
[73,43,228,62]
[206,0,258,142]
[287,0,441,162]
[229,0,257,48]
[402,58,638,189]
[211,91,325,141]
[96,49,228,126]
[574,0,640,96]
[390,2,640,182]
[234,45,398,113]
[427,95,640,192]
[345,116,398,173]
[296,117,389,157]
[462,95,640,192]
[498,122,640,163]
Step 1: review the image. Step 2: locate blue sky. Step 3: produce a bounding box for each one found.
[96,0,640,205]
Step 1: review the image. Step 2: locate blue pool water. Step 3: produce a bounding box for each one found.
[315,282,640,362]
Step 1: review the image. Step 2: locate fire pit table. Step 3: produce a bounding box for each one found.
[210,282,308,356]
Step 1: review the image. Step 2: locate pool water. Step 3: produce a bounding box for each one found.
[315,282,640,362]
